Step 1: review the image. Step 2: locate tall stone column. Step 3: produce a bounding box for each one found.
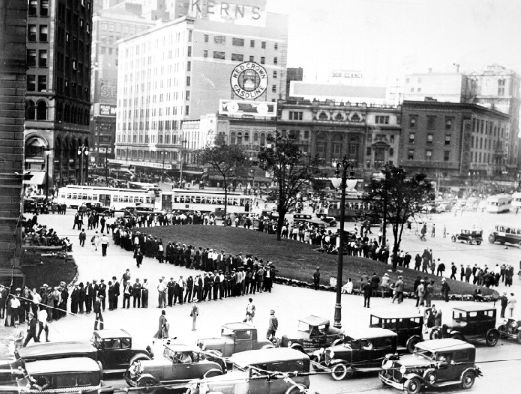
[0,0,27,267]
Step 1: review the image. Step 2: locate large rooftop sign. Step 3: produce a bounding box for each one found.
[230,61,268,99]
[189,0,266,25]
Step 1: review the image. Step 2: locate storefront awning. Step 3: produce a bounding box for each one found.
[23,172,48,185]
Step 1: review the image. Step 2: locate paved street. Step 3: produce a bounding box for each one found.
[13,209,521,393]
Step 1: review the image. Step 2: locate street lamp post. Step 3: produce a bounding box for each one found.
[331,157,357,329]
[179,140,187,186]
[105,149,109,186]
[45,153,50,203]
[77,145,89,185]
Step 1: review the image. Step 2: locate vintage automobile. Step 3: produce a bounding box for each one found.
[185,348,310,394]
[280,315,344,354]
[430,305,499,346]
[15,329,153,374]
[369,312,424,353]
[380,339,482,394]
[451,229,483,245]
[497,318,521,343]
[3,357,113,394]
[315,327,397,380]
[124,343,222,392]
[196,322,274,358]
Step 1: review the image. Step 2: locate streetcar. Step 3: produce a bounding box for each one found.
[55,185,157,210]
[485,194,512,213]
[488,223,521,246]
[159,189,256,215]
[512,192,521,209]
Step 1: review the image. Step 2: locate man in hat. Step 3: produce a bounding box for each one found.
[266,309,278,341]
[313,267,320,291]
[392,276,404,304]
[94,294,104,330]
[0,284,7,320]
[441,278,451,302]
[416,279,425,307]
[500,292,509,318]
[190,299,199,331]
[381,273,390,298]
[23,312,39,347]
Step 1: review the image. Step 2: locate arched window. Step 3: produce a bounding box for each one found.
[318,112,328,121]
[36,101,47,120]
[25,100,36,120]
[253,133,259,142]
[230,132,236,145]
[260,133,266,146]
[244,132,250,142]
[335,113,344,121]
[64,105,70,122]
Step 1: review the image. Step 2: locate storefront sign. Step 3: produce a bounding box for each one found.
[230,61,268,99]
[109,159,174,170]
[189,0,266,24]
[219,99,276,116]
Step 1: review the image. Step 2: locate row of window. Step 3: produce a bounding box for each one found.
[28,0,49,17]
[367,147,395,156]
[472,118,504,137]
[472,136,501,150]
[99,21,147,35]
[120,119,182,132]
[203,50,277,65]
[407,150,451,162]
[408,133,452,145]
[204,35,278,50]
[28,25,48,42]
[115,149,179,162]
[408,115,454,130]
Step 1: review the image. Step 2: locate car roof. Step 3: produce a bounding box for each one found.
[222,322,256,330]
[230,348,309,366]
[25,357,100,375]
[17,341,94,358]
[416,339,474,352]
[452,304,496,313]
[164,343,200,352]
[93,328,131,339]
[344,327,397,340]
[370,312,423,320]
[298,315,331,326]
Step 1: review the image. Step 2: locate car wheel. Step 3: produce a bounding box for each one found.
[517,332,521,344]
[137,377,159,394]
[477,241,481,245]
[460,370,475,389]
[452,333,464,341]
[404,377,423,394]
[429,328,442,340]
[423,369,437,384]
[488,235,496,244]
[331,363,352,381]
[451,236,456,242]
[486,329,499,346]
[406,336,421,354]
[203,368,222,378]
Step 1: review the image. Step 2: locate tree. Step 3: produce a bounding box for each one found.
[363,164,433,271]
[198,144,250,218]
[258,133,321,241]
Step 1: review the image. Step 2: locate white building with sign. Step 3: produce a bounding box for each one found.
[114,0,288,174]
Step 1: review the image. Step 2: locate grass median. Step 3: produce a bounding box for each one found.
[142,225,494,297]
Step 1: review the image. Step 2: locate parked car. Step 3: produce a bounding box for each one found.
[498,318,521,342]
[5,357,113,394]
[315,327,397,380]
[124,343,222,393]
[430,305,499,346]
[451,229,483,245]
[185,348,310,394]
[316,215,338,227]
[369,312,424,353]
[280,315,344,354]
[15,329,153,374]
[380,339,482,394]
[196,322,274,358]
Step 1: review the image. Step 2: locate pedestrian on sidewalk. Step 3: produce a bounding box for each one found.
[153,310,169,339]
[92,231,100,251]
[100,233,109,256]
[190,300,199,331]
[79,229,86,247]
[441,278,451,302]
[363,279,372,308]
[266,309,278,341]
[508,293,516,317]
[245,298,256,322]
[37,307,49,342]
[94,295,104,330]
[313,267,320,290]
[13,321,25,351]
[500,292,508,318]
[392,276,404,304]
[23,312,39,347]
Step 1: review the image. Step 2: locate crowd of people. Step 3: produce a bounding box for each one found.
[21,213,71,250]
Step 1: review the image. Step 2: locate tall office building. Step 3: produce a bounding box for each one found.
[90,2,155,167]
[0,0,27,268]
[113,0,288,176]
[24,0,94,187]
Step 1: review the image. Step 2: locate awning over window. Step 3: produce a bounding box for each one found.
[23,172,48,185]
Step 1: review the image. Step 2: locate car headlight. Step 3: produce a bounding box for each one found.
[400,365,407,374]
[288,341,292,347]
[382,360,393,369]
[329,351,335,358]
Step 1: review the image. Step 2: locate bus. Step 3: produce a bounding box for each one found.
[55,185,157,210]
[485,194,512,213]
[512,192,521,209]
[488,224,521,246]
[159,189,256,216]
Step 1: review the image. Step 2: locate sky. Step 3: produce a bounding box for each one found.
[265,0,521,84]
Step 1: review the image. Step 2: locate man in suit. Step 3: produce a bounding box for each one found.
[167,277,175,307]
[97,279,107,311]
[132,279,142,308]
[70,285,80,314]
[78,283,85,313]
[23,312,39,347]
[85,282,94,314]
[112,276,120,309]
[94,295,104,330]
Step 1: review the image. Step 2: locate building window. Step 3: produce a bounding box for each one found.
[445,117,453,130]
[366,147,371,156]
[408,149,414,160]
[40,0,49,16]
[38,50,47,67]
[27,75,36,91]
[187,61,191,71]
[29,0,37,16]
[214,35,226,44]
[28,25,37,41]
[390,135,395,143]
[375,115,389,124]
[444,151,450,162]
[260,57,265,64]
[261,41,266,49]
[36,101,47,120]
[187,46,191,57]
[37,75,47,92]
[250,40,255,47]
[445,135,451,145]
[231,53,244,62]
[186,76,191,86]
[409,115,417,128]
[232,37,244,46]
[427,115,436,129]
[274,43,278,50]
[389,148,394,156]
[273,71,277,78]
[426,133,433,145]
[203,50,208,58]
[289,111,303,121]
[27,50,36,67]
[249,55,254,62]
[272,85,277,93]
[426,150,432,161]
[186,91,190,100]
[100,47,106,54]
[213,51,225,60]
[274,57,278,65]
[185,105,190,115]
[408,133,415,144]
[498,79,506,96]
[203,34,209,43]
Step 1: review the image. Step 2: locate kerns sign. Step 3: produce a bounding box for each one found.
[230,62,268,100]
[189,0,264,21]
